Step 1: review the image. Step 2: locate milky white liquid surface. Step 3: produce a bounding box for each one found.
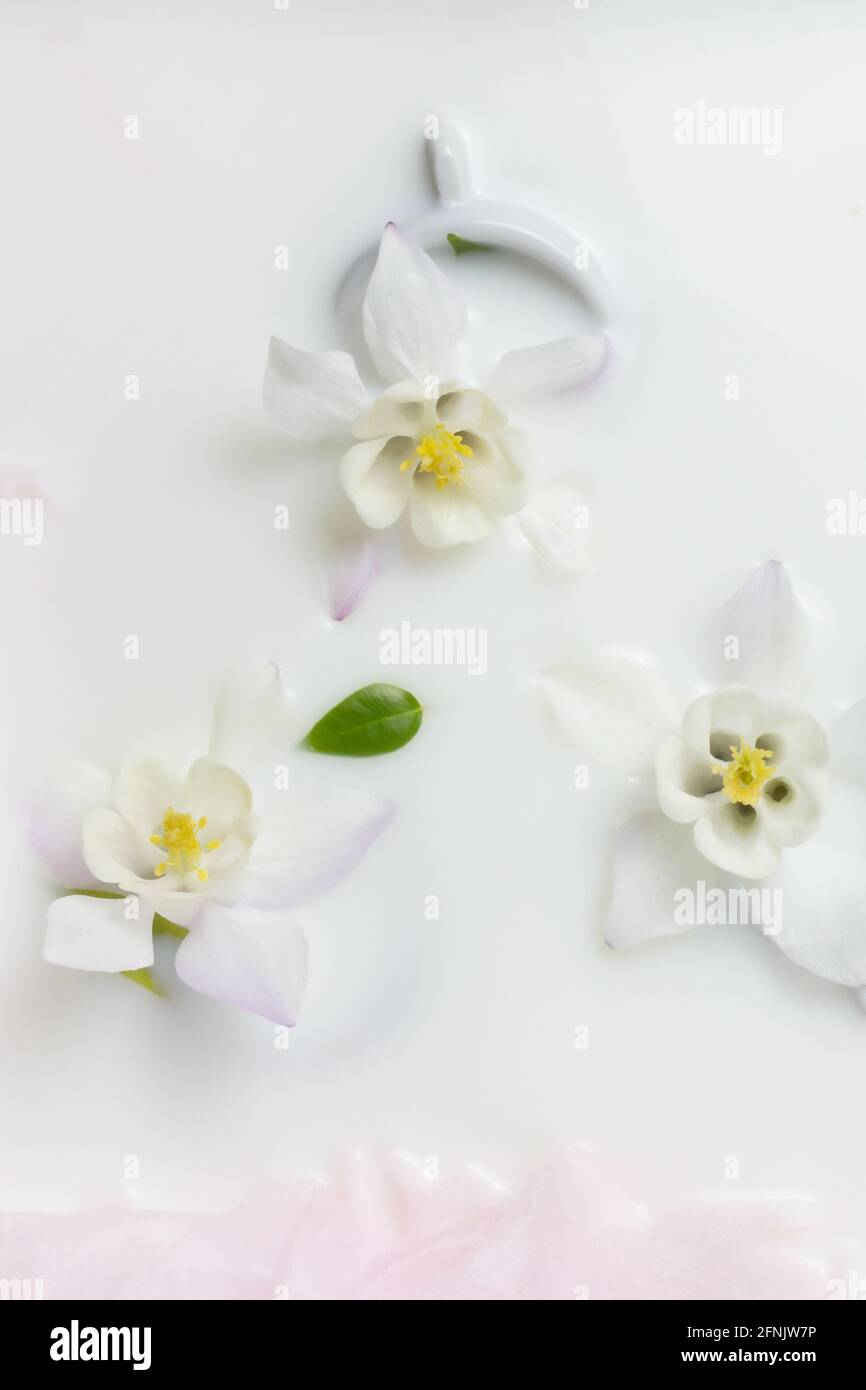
[1,0,866,1249]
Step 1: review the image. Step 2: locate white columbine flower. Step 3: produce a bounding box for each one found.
[263,223,604,548]
[28,666,390,1026]
[655,685,829,881]
[543,561,866,993]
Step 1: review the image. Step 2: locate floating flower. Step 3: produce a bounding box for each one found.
[28,666,394,1026]
[543,562,866,993]
[263,223,604,548]
[654,688,829,880]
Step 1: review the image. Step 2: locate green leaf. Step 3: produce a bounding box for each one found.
[67,888,124,899]
[153,912,188,940]
[122,967,164,996]
[303,683,423,757]
[447,232,494,256]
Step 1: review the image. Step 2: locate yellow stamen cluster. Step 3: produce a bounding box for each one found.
[150,809,221,882]
[400,423,473,490]
[714,738,775,807]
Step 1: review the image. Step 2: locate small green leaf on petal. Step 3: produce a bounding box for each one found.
[153,912,188,940]
[303,683,423,756]
[447,232,494,256]
[122,967,164,996]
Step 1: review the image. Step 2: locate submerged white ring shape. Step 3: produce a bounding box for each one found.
[335,121,613,329]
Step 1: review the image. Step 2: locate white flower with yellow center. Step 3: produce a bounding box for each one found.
[655,686,830,880]
[28,666,390,1026]
[543,561,866,995]
[263,224,604,548]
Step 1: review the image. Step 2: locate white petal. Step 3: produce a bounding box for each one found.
[192,811,257,881]
[461,430,532,520]
[435,388,507,436]
[43,894,154,973]
[209,663,297,784]
[693,802,779,879]
[112,759,182,838]
[408,478,492,547]
[82,807,157,884]
[352,382,428,440]
[750,704,829,773]
[681,686,763,761]
[758,769,828,849]
[262,339,366,442]
[708,560,810,696]
[487,334,607,401]
[26,761,112,889]
[131,887,205,929]
[829,697,866,786]
[655,735,723,823]
[772,840,866,986]
[340,436,415,529]
[542,650,680,774]
[517,485,590,576]
[607,811,719,948]
[241,789,391,909]
[173,902,309,1026]
[183,758,253,839]
[362,224,465,384]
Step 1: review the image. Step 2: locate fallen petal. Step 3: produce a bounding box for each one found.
[518,486,591,576]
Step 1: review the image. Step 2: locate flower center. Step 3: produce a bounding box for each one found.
[400,423,473,489]
[714,738,775,807]
[150,809,221,882]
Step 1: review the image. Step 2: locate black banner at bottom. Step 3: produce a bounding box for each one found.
[1,1297,862,1371]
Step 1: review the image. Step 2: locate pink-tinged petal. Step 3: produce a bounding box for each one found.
[262,339,366,442]
[43,894,154,973]
[209,663,297,788]
[329,535,379,621]
[241,789,392,909]
[25,761,112,888]
[362,224,465,384]
[518,485,590,576]
[607,810,720,948]
[174,902,308,1025]
[708,560,810,696]
[542,649,680,774]
[487,333,607,401]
